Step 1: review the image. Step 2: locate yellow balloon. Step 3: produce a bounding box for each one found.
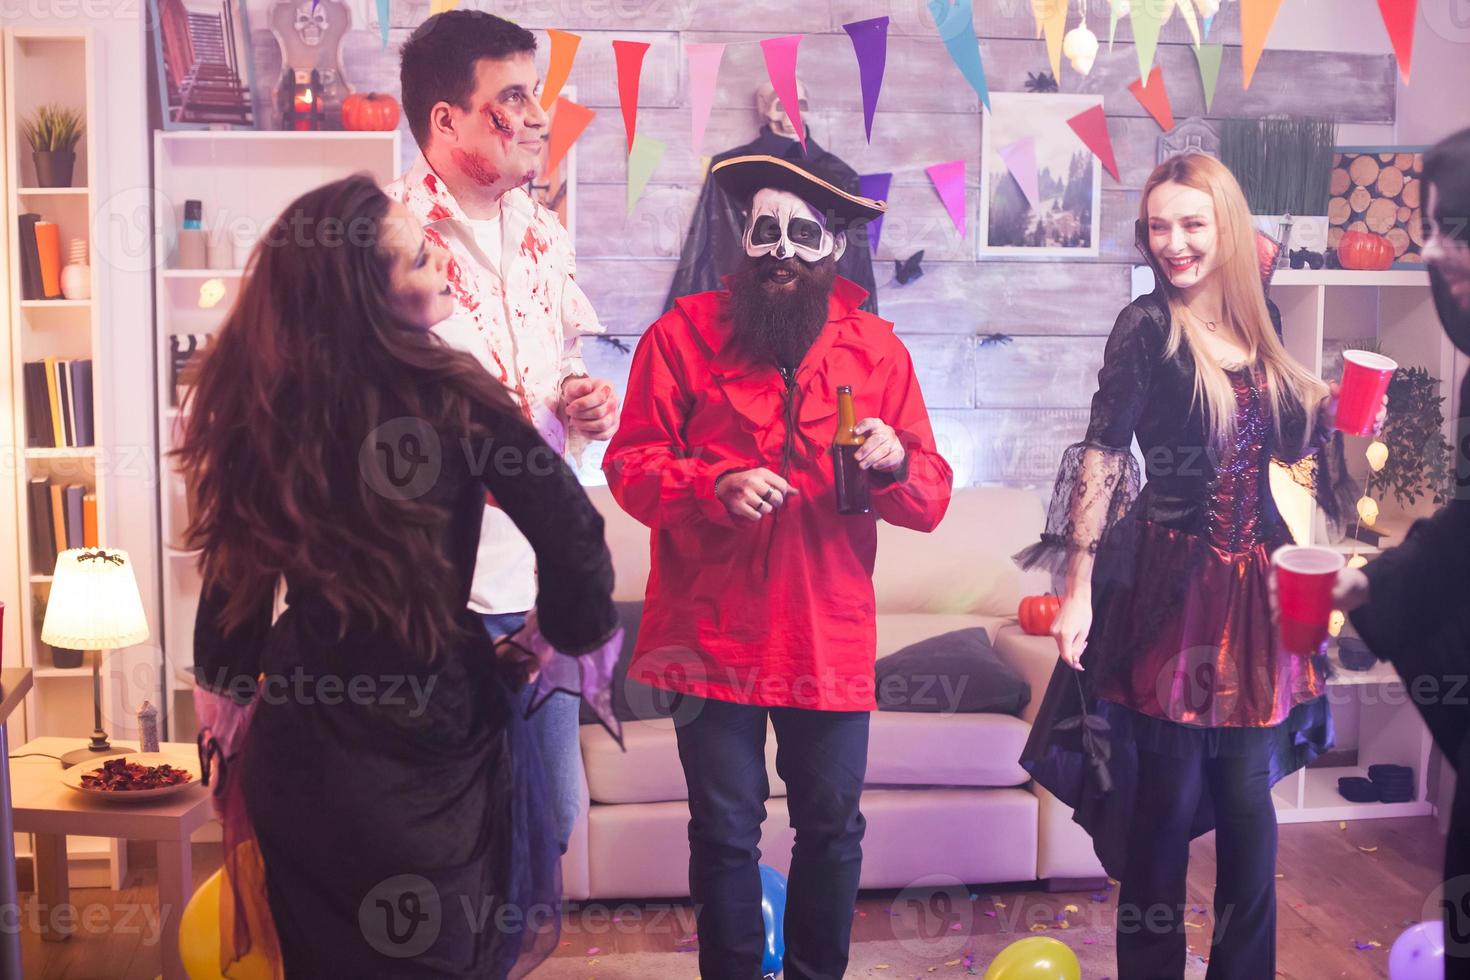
[983,936,1083,980]
[180,869,275,980]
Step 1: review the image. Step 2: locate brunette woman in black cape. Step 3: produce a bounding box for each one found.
[175,175,618,977]
[1013,154,1372,979]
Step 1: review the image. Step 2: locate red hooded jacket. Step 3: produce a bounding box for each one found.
[603,277,953,711]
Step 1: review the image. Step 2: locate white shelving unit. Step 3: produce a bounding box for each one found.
[153,129,400,744]
[1266,264,1464,824]
[1,26,127,887]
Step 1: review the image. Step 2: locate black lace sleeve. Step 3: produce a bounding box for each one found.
[1013,302,1159,574]
[469,402,619,655]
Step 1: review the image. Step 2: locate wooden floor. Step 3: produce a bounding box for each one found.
[17,816,1447,979]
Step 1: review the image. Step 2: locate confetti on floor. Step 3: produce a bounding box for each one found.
[994,902,1007,909]
[1091,893,1109,902]
[586,948,601,956]
[1359,845,1379,853]
[1064,904,1079,913]
[984,911,997,918]
[1339,821,1348,830]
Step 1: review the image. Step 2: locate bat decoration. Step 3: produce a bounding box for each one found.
[978,333,1014,348]
[893,250,925,286]
[596,336,633,354]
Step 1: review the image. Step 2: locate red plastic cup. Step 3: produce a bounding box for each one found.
[1272,545,1344,656]
[1335,350,1396,436]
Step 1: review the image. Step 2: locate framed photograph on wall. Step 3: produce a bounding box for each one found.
[980,92,1102,258]
[1329,145,1430,268]
[149,0,258,129]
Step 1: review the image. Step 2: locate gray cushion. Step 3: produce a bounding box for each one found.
[875,628,1031,715]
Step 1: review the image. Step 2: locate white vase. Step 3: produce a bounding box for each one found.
[60,238,90,300]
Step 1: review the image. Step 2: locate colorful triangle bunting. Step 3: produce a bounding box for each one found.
[929,0,991,111]
[1129,65,1175,130]
[760,36,807,151]
[1129,0,1173,79]
[686,43,725,159]
[998,139,1040,211]
[1376,0,1417,83]
[541,30,581,110]
[1194,43,1223,112]
[859,172,893,253]
[843,17,889,143]
[1240,0,1285,90]
[1066,104,1120,182]
[613,40,650,153]
[926,160,967,237]
[627,134,665,213]
[546,97,595,179]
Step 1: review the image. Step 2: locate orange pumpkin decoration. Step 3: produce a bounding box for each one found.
[342,93,401,132]
[1337,231,1395,271]
[1018,595,1062,636]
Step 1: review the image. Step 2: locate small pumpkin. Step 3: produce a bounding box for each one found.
[342,92,401,132]
[1018,594,1062,636]
[1337,231,1395,271]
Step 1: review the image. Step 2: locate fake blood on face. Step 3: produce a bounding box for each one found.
[452,148,502,188]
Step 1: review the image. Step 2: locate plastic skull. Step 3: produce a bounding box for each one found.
[294,0,328,46]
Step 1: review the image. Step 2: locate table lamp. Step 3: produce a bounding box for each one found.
[41,549,150,768]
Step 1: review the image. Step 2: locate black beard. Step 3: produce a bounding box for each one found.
[727,254,837,369]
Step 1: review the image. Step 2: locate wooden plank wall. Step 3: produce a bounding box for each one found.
[251,1,1397,488]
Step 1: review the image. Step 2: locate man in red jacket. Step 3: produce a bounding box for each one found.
[604,155,952,980]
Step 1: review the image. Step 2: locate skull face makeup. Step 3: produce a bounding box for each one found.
[744,188,847,265]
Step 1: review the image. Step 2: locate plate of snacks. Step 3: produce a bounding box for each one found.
[62,754,202,803]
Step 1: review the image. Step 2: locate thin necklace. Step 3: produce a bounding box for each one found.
[1185,305,1220,332]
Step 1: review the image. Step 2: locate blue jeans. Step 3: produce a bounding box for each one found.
[481,612,582,856]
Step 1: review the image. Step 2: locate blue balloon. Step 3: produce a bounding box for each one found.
[759,864,787,974]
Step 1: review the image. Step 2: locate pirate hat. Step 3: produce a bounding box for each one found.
[711,155,887,228]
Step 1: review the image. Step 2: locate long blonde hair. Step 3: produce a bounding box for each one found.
[1140,154,1327,454]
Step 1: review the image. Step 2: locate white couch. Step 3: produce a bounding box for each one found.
[559,484,1107,901]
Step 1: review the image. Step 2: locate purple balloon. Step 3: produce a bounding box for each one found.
[1389,920,1445,980]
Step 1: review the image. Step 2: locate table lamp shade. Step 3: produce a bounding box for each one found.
[41,549,149,650]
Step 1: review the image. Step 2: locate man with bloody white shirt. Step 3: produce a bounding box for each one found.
[388,10,619,854]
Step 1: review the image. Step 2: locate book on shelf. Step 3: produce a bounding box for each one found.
[48,484,65,562]
[83,492,98,548]
[35,221,62,299]
[26,479,98,575]
[23,358,94,448]
[169,334,212,408]
[27,478,55,573]
[64,485,84,550]
[18,213,43,301]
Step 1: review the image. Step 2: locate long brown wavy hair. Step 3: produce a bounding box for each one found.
[174,174,518,660]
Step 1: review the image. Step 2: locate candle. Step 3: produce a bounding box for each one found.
[293,86,315,132]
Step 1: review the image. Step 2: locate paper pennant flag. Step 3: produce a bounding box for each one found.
[843,17,889,143]
[760,36,807,151]
[1376,0,1417,83]
[1202,14,1214,37]
[429,0,455,14]
[1240,0,1285,90]
[1194,42,1223,111]
[1129,0,1173,78]
[686,43,725,158]
[627,134,665,213]
[1177,0,1201,47]
[613,40,650,153]
[540,29,581,110]
[377,0,390,48]
[859,172,893,252]
[997,139,1040,210]
[928,0,991,111]
[1066,104,1120,182]
[926,161,966,236]
[1036,0,1068,79]
[1109,0,1125,46]
[1129,65,1176,130]
[546,97,595,178]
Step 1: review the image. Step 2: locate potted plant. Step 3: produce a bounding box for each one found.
[22,104,85,188]
[1220,117,1337,258]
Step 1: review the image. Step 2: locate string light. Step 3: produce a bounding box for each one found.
[198,278,226,309]
[1064,0,1100,74]
[1329,610,1345,638]
[1366,440,1389,472]
[1347,554,1368,570]
[1356,496,1379,527]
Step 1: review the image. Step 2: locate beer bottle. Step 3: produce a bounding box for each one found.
[833,385,870,515]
